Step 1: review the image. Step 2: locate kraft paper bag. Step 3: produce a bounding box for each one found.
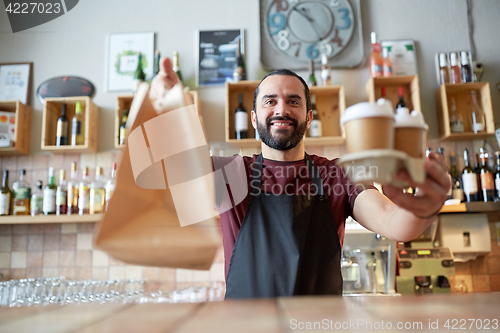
[94,82,221,270]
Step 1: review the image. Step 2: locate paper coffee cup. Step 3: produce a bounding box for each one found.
[341,99,395,154]
[394,108,428,158]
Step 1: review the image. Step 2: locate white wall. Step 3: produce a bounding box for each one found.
[1,0,499,154]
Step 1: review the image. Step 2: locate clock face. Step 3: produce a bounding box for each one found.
[265,0,355,63]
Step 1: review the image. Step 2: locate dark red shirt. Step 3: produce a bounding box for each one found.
[212,154,369,280]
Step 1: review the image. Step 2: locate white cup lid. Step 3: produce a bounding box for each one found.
[394,107,428,130]
[341,99,394,125]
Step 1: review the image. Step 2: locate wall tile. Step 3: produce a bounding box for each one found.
[160,282,176,292]
[453,274,473,293]
[210,263,225,282]
[96,153,113,178]
[49,154,64,170]
[59,251,75,267]
[27,235,43,251]
[27,252,43,267]
[12,224,27,235]
[30,170,47,186]
[125,266,143,279]
[43,251,59,267]
[60,234,76,250]
[44,234,60,251]
[92,267,108,280]
[144,281,160,293]
[0,225,12,235]
[11,235,27,251]
[176,282,194,290]
[470,257,489,274]
[80,153,97,170]
[11,251,27,268]
[472,274,490,292]
[193,269,210,282]
[33,155,49,170]
[44,223,61,234]
[62,154,80,171]
[61,223,77,234]
[0,269,8,280]
[42,268,59,278]
[92,250,109,267]
[454,261,471,275]
[487,256,500,274]
[0,252,11,268]
[0,236,12,251]
[26,267,42,278]
[17,156,33,170]
[109,266,126,280]
[59,267,76,279]
[3,156,17,170]
[77,223,94,233]
[490,274,500,292]
[10,269,26,279]
[76,267,92,280]
[108,256,125,266]
[28,224,44,234]
[76,250,92,266]
[160,268,176,282]
[142,267,159,281]
[77,233,93,250]
[176,269,193,283]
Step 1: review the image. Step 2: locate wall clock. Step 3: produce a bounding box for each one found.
[260,0,364,70]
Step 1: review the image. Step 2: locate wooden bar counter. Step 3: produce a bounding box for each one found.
[0,293,499,332]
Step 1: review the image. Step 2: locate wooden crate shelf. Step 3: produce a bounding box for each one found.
[225,81,346,148]
[0,213,102,224]
[435,82,494,141]
[0,100,32,156]
[41,96,98,153]
[365,75,421,113]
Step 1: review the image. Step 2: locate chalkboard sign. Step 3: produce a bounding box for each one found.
[197,29,244,86]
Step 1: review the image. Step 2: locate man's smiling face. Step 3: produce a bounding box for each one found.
[252,74,312,151]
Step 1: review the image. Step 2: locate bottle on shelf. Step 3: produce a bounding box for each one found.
[67,161,79,215]
[105,163,117,212]
[78,167,90,215]
[449,52,461,84]
[71,101,84,146]
[449,152,464,202]
[460,51,472,83]
[320,54,331,86]
[154,50,161,77]
[473,153,483,202]
[369,32,383,77]
[235,93,248,140]
[438,53,449,84]
[448,97,464,133]
[90,167,105,215]
[132,52,146,93]
[426,147,432,158]
[119,111,128,146]
[172,51,183,84]
[233,38,247,82]
[396,86,406,109]
[0,170,13,216]
[308,59,317,87]
[382,47,393,77]
[462,149,479,202]
[437,147,453,200]
[381,86,387,99]
[494,151,500,200]
[308,95,322,138]
[479,148,495,202]
[56,169,68,216]
[471,90,485,134]
[12,169,31,215]
[30,181,44,216]
[43,167,57,215]
[56,104,69,146]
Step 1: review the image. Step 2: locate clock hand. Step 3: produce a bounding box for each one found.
[293,7,323,41]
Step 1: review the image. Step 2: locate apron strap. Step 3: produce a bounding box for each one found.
[250,153,324,196]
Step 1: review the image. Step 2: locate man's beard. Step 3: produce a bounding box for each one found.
[256,115,307,151]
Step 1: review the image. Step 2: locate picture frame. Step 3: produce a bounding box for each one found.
[380,39,418,76]
[197,29,244,86]
[0,62,33,105]
[106,32,155,92]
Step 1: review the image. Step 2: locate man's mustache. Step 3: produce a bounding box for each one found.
[265,116,298,128]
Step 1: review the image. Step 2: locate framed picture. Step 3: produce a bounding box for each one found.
[197,29,244,86]
[106,32,155,92]
[381,39,418,76]
[0,62,33,105]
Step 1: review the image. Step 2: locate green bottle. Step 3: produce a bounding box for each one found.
[132,52,146,92]
[154,50,161,77]
[0,170,14,216]
[43,167,57,215]
[308,59,317,87]
[173,51,183,84]
[119,111,128,146]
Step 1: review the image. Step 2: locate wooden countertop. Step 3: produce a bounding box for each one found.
[0,293,499,332]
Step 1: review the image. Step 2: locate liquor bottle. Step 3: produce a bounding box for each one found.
[369,32,383,77]
[172,51,183,84]
[449,52,461,84]
[0,170,13,216]
[450,152,464,201]
[153,50,161,77]
[235,93,248,140]
[320,54,331,86]
[119,111,128,146]
[426,147,432,158]
[43,167,57,215]
[471,90,485,134]
[12,169,31,215]
[437,147,452,200]
[78,167,90,215]
[56,104,69,146]
[460,51,472,83]
[30,181,44,216]
[67,161,79,215]
[105,163,117,212]
[449,97,464,133]
[71,101,84,146]
[381,86,387,99]
[479,149,495,202]
[132,52,146,93]
[473,153,483,202]
[382,47,393,77]
[56,169,68,216]
[396,86,406,109]
[90,167,105,215]
[308,95,322,137]
[233,38,247,82]
[494,151,500,200]
[462,149,479,202]
[438,53,449,84]
[307,59,317,87]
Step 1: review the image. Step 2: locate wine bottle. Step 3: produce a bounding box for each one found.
[235,93,248,140]
[56,169,67,216]
[479,149,495,202]
[30,181,44,216]
[0,170,13,216]
[308,95,322,137]
[449,97,464,133]
[449,52,461,84]
[78,167,90,215]
[154,50,161,77]
[462,149,479,202]
[396,86,406,109]
[494,151,500,200]
[105,163,117,212]
[471,90,485,134]
[233,38,247,82]
[71,102,84,146]
[369,32,383,77]
[43,167,57,215]
[173,51,183,84]
[56,104,69,146]
[307,59,317,87]
[437,147,452,200]
[119,111,128,146]
[438,53,449,84]
[90,167,105,215]
[473,153,483,202]
[381,86,387,99]
[450,152,464,201]
[320,54,331,86]
[12,169,31,215]
[132,52,146,93]
[382,47,393,77]
[460,51,472,83]
[67,161,79,215]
